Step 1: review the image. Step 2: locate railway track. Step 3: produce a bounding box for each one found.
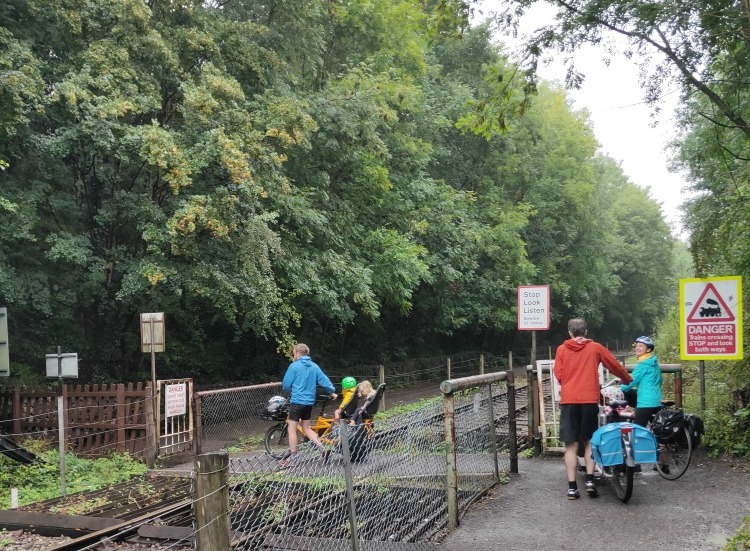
[0,475,194,550]
[45,499,193,551]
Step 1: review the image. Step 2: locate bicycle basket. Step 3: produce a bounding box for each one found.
[651,409,684,443]
[261,396,288,421]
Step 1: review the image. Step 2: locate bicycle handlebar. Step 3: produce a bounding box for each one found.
[601,378,621,389]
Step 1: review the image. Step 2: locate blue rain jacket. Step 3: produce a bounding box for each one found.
[282,356,335,406]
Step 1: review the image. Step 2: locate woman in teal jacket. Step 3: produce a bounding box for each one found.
[620,335,663,427]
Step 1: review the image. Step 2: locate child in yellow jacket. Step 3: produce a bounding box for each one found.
[334,376,358,421]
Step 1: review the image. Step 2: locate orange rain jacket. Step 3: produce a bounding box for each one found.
[553,338,632,404]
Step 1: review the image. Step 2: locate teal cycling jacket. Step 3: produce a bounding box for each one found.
[620,353,662,408]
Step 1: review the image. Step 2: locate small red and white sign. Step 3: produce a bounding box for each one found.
[518,285,550,331]
[680,277,743,360]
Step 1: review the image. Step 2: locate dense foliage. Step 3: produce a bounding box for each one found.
[0,0,676,383]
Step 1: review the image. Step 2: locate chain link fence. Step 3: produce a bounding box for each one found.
[192,355,503,456]
[195,382,282,454]
[190,372,518,550]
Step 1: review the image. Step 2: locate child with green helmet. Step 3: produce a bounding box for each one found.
[334,376,358,421]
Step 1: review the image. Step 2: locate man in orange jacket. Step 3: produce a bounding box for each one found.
[553,317,632,500]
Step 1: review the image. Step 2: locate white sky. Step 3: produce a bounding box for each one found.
[479,1,693,239]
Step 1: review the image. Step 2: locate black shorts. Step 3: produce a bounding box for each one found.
[559,404,599,444]
[288,403,313,422]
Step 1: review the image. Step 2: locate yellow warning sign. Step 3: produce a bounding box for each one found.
[680,276,743,360]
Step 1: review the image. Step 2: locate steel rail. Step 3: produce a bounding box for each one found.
[44,499,192,551]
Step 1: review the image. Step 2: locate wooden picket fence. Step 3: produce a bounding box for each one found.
[0,382,155,460]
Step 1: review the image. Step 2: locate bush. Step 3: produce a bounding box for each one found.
[0,443,148,508]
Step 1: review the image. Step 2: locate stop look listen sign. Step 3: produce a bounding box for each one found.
[518,285,550,330]
[680,276,743,360]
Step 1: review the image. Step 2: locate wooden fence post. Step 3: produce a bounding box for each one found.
[195,452,231,551]
[12,387,21,441]
[379,365,385,411]
[116,384,126,453]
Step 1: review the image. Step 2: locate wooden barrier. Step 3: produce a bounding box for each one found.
[0,382,153,459]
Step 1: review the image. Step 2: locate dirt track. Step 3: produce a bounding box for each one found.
[440,449,750,550]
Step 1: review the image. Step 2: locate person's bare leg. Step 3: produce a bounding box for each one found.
[564,442,579,482]
[287,420,299,455]
[584,441,595,475]
[301,419,325,451]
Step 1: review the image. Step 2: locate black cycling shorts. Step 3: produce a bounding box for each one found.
[288,403,313,422]
[559,403,599,444]
[634,406,662,427]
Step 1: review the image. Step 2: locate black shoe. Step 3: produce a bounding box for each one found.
[585,480,598,497]
[659,463,670,474]
[567,488,580,500]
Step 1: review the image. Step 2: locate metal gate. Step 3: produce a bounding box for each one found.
[157,378,193,456]
[535,360,564,453]
[530,358,684,455]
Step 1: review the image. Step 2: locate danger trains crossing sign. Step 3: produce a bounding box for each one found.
[680,276,743,360]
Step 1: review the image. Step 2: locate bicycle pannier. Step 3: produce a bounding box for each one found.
[592,422,658,466]
[651,409,684,443]
[631,424,658,463]
[684,413,704,448]
[591,423,624,466]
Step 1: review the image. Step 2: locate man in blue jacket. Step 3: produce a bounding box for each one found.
[280,343,337,466]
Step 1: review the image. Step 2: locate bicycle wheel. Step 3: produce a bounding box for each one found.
[656,424,692,480]
[264,423,289,459]
[612,464,634,502]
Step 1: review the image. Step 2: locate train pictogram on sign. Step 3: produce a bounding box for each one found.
[686,283,735,323]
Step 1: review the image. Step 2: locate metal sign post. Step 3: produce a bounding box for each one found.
[45,346,79,497]
[140,313,165,460]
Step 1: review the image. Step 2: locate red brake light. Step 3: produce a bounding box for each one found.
[620,426,633,434]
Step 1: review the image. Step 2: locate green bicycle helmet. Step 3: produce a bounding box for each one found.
[342,376,357,390]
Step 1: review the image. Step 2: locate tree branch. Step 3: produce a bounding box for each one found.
[548,0,750,140]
